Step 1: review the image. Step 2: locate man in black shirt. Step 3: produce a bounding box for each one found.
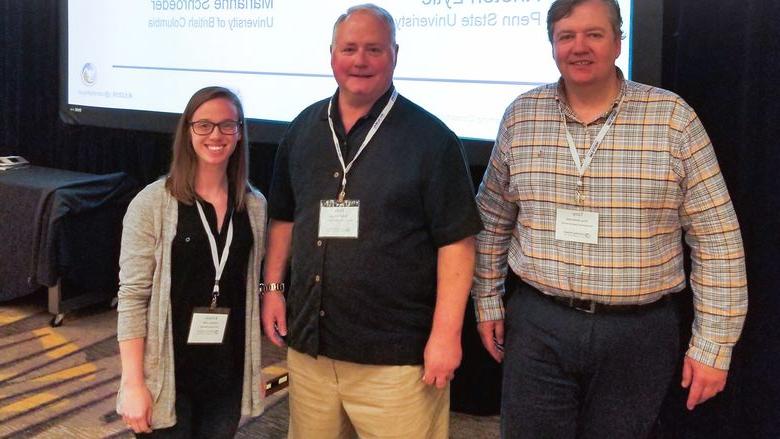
[261,3,482,438]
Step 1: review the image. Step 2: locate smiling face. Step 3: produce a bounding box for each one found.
[330,9,397,108]
[189,97,241,171]
[551,0,621,91]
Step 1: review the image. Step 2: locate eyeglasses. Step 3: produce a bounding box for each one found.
[190,119,242,135]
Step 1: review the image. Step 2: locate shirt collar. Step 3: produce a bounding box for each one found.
[555,68,628,121]
[321,84,396,128]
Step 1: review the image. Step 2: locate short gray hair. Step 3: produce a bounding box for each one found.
[546,0,624,43]
[331,4,396,47]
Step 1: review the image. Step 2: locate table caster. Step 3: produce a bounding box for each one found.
[50,313,64,327]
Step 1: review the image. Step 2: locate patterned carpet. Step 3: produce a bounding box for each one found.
[0,291,498,438]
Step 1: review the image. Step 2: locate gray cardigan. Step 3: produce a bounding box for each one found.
[116,179,265,428]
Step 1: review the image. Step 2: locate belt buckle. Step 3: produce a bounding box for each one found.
[573,300,596,314]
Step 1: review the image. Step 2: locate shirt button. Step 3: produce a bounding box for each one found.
[333,171,340,178]
[319,310,325,317]
[316,240,323,247]
[315,275,321,283]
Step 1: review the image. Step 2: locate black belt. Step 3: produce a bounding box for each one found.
[530,286,671,314]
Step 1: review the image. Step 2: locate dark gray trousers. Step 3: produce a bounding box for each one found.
[501,283,680,439]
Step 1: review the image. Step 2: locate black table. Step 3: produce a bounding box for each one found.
[0,166,136,324]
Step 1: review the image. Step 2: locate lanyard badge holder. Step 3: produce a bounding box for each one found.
[187,200,233,344]
[554,98,623,245]
[318,90,398,239]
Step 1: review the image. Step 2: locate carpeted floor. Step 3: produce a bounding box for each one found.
[0,291,499,438]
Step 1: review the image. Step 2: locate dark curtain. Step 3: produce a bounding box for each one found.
[659,0,780,438]
[1,0,778,437]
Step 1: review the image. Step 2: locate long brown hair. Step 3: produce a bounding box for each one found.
[166,86,250,211]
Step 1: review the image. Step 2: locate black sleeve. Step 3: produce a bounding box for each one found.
[423,133,484,247]
[267,132,295,221]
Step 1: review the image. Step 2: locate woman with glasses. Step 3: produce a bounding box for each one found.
[116,86,265,438]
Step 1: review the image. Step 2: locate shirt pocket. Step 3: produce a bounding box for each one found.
[506,141,563,205]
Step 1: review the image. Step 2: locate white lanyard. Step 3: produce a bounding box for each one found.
[195,200,234,309]
[327,89,398,202]
[560,96,624,179]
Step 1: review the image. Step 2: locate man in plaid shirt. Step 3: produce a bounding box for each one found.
[471,0,747,437]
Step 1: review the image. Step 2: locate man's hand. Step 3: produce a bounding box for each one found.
[120,383,153,434]
[422,333,462,389]
[422,237,474,389]
[261,292,287,347]
[681,356,727,410]
[477,319,505,363]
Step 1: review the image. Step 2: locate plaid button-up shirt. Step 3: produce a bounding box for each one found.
[472,77,747,369]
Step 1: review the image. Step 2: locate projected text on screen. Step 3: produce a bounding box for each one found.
[67,0,631,140]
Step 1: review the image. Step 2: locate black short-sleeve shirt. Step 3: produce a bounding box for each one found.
[268,87,483,365]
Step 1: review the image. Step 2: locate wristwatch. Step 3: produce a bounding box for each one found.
[258,282,285,295]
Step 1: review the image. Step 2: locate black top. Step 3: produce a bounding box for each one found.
[268,87,483,365]
[170,194,253,394]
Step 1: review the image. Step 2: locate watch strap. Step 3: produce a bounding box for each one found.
[259,282,285,295]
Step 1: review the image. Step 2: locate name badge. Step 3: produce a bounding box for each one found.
[187,307,230,344]
[555,208,599,244]
[318,199,359,238]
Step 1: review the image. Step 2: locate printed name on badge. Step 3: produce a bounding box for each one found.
[319,199,360,238]
[555,208,599,244]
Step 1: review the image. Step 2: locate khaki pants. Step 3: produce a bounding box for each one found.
[287,348,449,439]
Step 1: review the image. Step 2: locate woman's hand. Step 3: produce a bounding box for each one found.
[120,382,153,434]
